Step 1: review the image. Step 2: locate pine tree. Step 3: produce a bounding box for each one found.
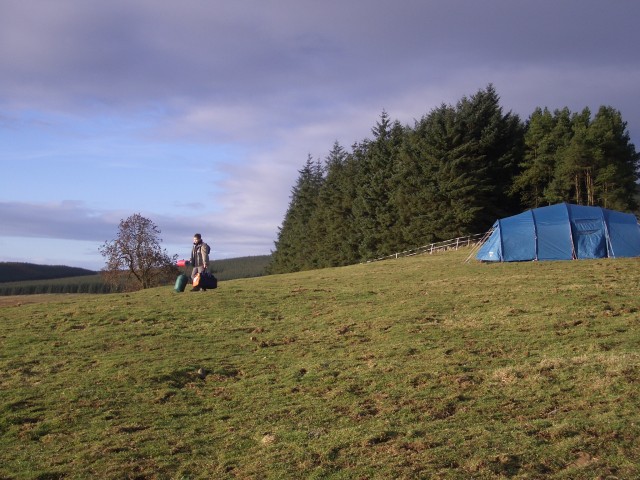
[391,117,441,248]
[309,142,360,267]
[453,85,524,230]
[411,103,463,239]
[512,107,560,208]
[551,108,594,205]
[351,111,405,259]
[588,106,639,210]
[538,107,574,205]
[519,105,638,211]
[268,155,324,273]
[415,86,524,237]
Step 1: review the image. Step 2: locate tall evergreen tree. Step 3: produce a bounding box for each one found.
[268,155,323,273]
[454,85,524,229]
[308,142,361,267]
[351,111,405,259]
[551,108,594,205]
[545,106,639,210]
[414,103,464,239]
[391,116,441,248]
[537,107,575,205]
[512,107,560,208]
[588,106,639,210]
[414,86,524,237]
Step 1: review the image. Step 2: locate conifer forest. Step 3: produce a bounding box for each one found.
[269,85,639,274]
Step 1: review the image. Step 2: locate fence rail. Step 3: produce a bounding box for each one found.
[365,233,486,263]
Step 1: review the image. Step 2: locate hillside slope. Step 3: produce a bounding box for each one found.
[0,262,96,283]
[2,250,640,478]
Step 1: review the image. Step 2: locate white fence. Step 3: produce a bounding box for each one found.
[365,233,486,263]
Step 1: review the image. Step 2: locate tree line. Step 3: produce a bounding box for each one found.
[268,85,639,274]
[0,263,96,283]
[0,275,115,296]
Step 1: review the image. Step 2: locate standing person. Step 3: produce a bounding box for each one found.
[190,233,210,291]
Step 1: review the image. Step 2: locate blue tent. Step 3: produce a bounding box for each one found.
[476,203,640,262]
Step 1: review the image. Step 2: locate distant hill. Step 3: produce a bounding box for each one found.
[208,255,272,281]
[0,255,273,286]
[0,262,97,283]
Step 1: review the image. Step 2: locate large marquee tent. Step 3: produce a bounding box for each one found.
[476,203,640,262]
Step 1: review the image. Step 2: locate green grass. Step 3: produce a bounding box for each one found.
[1,249,640,479]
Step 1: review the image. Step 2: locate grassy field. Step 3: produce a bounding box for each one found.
[1,249,639,479]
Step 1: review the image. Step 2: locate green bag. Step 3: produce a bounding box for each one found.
[174,274,189,292]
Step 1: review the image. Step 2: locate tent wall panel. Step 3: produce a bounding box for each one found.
[501,210,536,261]
[604,209,640,257]
[532,203,574,260]
[567,204,607,259]
[476,222,502,260]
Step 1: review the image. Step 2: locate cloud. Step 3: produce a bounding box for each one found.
[0,199,275,260]
[2,1,639,150]
[0,201,118,241]
[3,0,636,112]
[2,0,640,270]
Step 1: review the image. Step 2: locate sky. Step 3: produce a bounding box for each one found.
[1,0,639,270]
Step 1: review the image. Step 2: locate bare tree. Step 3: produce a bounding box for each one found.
[99,213,178,291]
